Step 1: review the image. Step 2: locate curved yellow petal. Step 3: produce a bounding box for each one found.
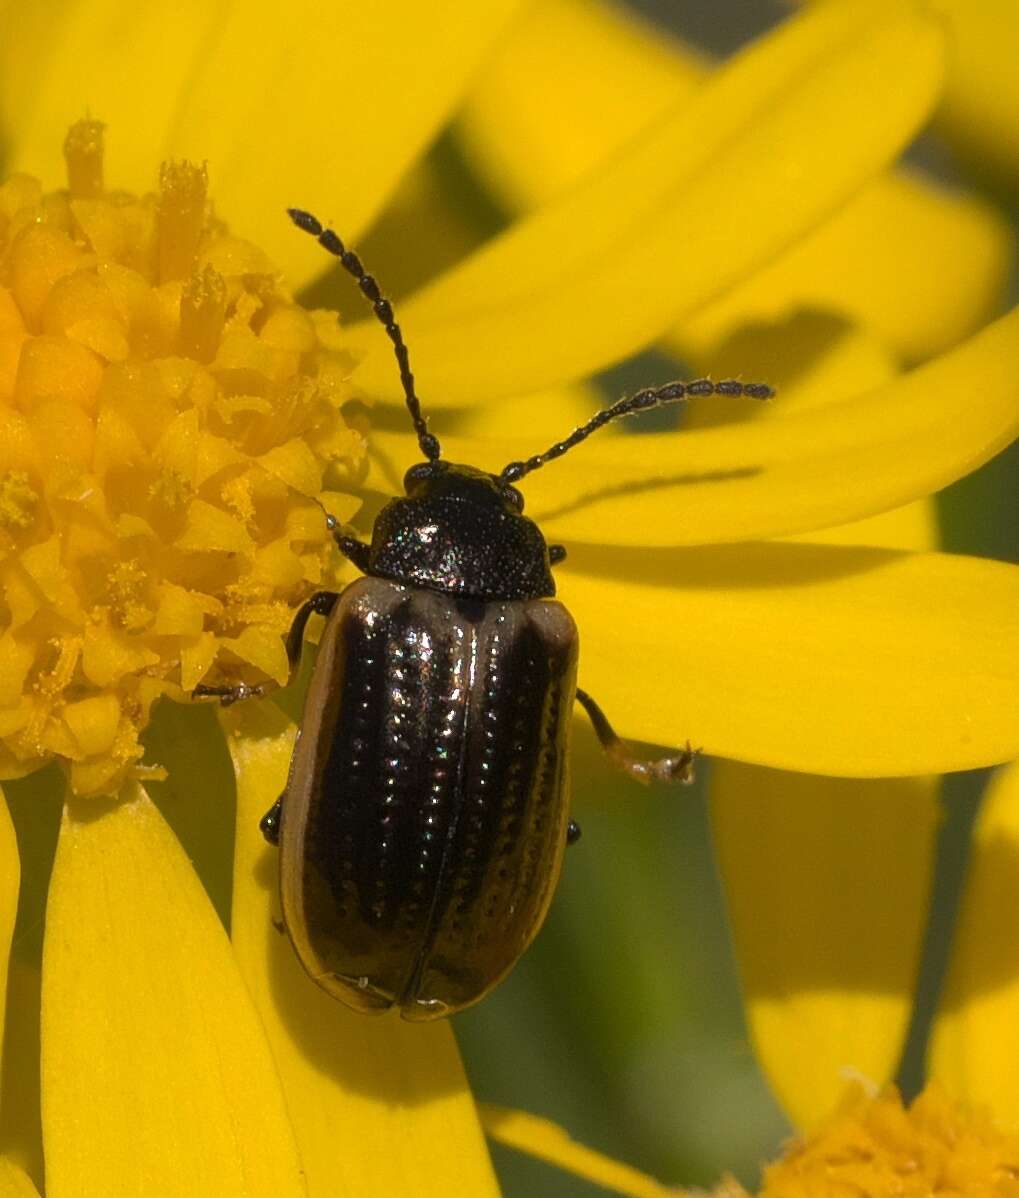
[371,304,1019,548]
[2,1,526,284]
[41,783,306,1198]
[480,1105,681,1198]
[459,0,1011,365]
[349,2,944,403]
[458,0,704,208]
[558,544,1019,777]
[712,766,938,1130]
[929,761,1019,1122]
[679,171,1013,366]
[0,1158,39,1198]
[709,322,939,1131]
[933,0,1019,194]
[687,313,937,551]
[449,383,602,442]
[0,791,16,1085]
[221,701,499,1198]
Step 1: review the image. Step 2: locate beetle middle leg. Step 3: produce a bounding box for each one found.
[575,688,697,785]
[549,544,567,565]
[260,795,283,846]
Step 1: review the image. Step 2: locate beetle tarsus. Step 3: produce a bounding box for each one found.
[566,818,582,845]
[260,796,283,845]
[575,687,698,786]
[193,680,269,707]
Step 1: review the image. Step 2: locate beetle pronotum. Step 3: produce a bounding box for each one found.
[198,210,772,1020]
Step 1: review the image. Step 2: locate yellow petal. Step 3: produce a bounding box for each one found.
[559,544,1019,777]
[459,0,1011,365]
[686,315,940,551]
[221,701,500,1198]
[480,1105,680,1198]
[0,1158,40,1198]
[929,761,1019,1123]
[712,767,938,1130]
[41,782,306,1197]
[679,172,1014,366]
[708,321,940,1131]
[350,2,944,402]
[933,0,1019,194]
[1,2,527,286]
[0,790,18,1083]
[371,303,1019,548]
[459,0,704,207]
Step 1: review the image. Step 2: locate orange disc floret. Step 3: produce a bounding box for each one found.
[0,121,366,796]
[758,1084,1019,1197]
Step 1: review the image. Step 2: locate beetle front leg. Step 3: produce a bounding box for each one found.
[322,513,371,572]
[575,688,698,785]
[193,591,339,706]
[283,591,338,667]
[191,679,270,706]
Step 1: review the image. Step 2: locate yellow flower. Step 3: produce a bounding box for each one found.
[0,122,364,797]
[2,2,1019,1196]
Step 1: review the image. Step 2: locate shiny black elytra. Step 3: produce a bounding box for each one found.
[196,208,773,1021]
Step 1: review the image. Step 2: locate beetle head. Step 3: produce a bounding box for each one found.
[368,461,554,601]
[403,460,525,513]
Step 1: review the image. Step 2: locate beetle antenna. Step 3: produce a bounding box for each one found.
[499,378,773,483]
[287,207,440,462]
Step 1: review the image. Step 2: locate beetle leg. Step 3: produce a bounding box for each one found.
[566,819,582,845]
[260,795,283,846]
[193,591,339,706]
[322,511,371,571]
[549,544,567,565]
[575,687,698,785]
[284,591,338,670]
[191,679,270,706]
[336,535,371,571]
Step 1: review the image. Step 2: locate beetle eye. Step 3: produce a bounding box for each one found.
[404,462,439,492]
[502,485,524,512]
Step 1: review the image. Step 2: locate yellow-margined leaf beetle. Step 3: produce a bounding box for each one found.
[197,209,773,1020]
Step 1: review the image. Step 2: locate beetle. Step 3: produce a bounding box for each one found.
[197,208,773,1020]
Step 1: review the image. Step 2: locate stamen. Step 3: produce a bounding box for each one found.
[158,160,209,283]
[63,119,105,199]
[179,265,227,362]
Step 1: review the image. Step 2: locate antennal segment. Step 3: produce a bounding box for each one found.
[500,378,773,483]
[288,208,440,462]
